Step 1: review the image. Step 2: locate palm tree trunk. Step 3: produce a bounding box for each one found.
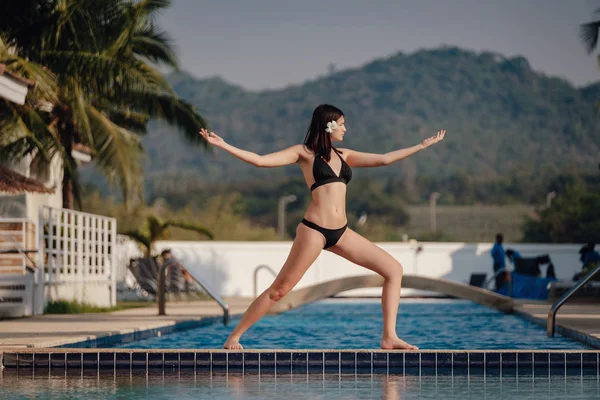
[62,166,74,209]
[60,111,76,210]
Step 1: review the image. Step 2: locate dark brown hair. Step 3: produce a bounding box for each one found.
[303,104,344,162]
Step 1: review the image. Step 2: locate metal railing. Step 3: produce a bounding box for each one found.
[547,262,600,337]
[157,255,230,325]
[253,264,277,298]
[0,235,39,272]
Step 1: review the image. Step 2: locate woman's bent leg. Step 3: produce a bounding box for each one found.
[223,223,325,349]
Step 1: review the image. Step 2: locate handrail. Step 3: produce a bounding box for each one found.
[253,264,277,298]
[157,255,230,325]
[547,262,600,337]
[185,265,231,326]
[3,235,39,272]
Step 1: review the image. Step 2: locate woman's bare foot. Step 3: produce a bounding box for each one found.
[381,336,418,350]
[223,338,243,350]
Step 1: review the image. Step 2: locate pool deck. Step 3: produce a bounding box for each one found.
[0,298,253,349]
[0,298,598,350]
[514,300,600,349]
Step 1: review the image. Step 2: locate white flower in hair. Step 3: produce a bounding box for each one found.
[325,120,338,133]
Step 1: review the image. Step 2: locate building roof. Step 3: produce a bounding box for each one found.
[0,164,55,194]
[0,64,36,88]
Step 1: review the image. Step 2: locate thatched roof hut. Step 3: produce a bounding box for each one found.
[0,164,55,194]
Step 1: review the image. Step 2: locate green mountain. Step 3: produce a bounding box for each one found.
[141,47,600,191]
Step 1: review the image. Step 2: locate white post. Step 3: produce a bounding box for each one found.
[277,194,297,239]
[110,219,117,306]
[77,214,84,281]
[546,191,557,208]
[46,208,53,287]
[429,192,440,232]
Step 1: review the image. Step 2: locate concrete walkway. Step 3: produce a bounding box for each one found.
[0,298,252,349]
[514,301,600,348]
[0,297,598,349]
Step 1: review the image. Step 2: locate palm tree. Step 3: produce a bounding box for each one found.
[0,0,209,208]
[122,215,214,257]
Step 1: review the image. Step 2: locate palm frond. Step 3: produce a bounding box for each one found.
[581,20,600,54]
[0,102,57,166]
[118,91,209,145]
[86,104,145,205]
[70,81,94,145]
[165,220,214,240]
[42,50,173,95]
[133,0,172,18]
[132,23,178,67]
[101,107,149,133]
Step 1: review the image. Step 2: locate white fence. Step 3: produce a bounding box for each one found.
[39,206,117,307]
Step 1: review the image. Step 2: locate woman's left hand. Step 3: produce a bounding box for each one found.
[421,130,446,149]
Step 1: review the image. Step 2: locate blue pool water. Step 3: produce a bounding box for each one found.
[2,372,599,400]
[117,299,588,350]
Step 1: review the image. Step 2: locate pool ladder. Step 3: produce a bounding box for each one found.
[547,262,600,337]
[157,253,230,325]
[253,264,277,298]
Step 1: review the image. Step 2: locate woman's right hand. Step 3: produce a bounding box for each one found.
[199,128,226,148]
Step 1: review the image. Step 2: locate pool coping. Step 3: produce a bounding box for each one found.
[2,349,599,376]
[1,299,598,374]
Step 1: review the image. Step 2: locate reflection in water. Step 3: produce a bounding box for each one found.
[1,368,599,400]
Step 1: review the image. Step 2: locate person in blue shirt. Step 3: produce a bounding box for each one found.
[491,233,507,289]
[582,243,600,266]
[574,243,600,281]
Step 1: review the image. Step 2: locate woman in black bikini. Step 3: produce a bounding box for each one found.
[199,104,445,350]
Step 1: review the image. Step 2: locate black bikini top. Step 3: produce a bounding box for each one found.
[310,148,352,191]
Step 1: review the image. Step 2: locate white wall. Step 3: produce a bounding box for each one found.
[26,153,63,223]
[117,240,583,298]
[44,281,114,308]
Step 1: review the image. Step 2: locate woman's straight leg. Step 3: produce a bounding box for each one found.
[328,228,417,350]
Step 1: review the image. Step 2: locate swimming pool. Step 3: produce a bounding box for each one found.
[117,299,588,350]
[4,299,596,400]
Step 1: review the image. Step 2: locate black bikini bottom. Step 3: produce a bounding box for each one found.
[301,218,348,249]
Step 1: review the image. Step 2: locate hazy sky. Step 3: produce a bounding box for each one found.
[158,0,600,91]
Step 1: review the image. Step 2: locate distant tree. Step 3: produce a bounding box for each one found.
[521,167,600,243]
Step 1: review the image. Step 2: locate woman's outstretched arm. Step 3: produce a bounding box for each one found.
[342,130,446,168]
[199,129,301,167]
